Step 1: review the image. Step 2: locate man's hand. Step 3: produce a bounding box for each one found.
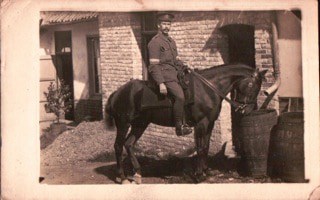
[159,83,167,95]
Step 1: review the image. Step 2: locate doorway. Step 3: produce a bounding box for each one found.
[220,24,255,67]
[54,31,75,120]
[220,24,255,153]
[141,12,158,80]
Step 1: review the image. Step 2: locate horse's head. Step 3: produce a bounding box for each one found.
[233,68,268,115]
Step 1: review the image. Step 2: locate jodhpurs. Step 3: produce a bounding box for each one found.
[164,81,185,125]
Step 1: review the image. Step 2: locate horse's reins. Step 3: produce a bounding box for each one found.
[189,69,247,113]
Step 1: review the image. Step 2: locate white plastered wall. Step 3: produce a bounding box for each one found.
[277,11,303,97]
[40,20,99,101]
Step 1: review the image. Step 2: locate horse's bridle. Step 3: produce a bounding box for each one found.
[190,69,256,114]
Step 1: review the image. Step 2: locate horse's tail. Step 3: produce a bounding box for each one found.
[104,92,116,131]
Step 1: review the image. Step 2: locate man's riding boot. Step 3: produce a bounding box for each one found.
[175,120,192,136]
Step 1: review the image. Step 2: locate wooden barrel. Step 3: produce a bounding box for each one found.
[238,109,278,177]
[269,112,305,182]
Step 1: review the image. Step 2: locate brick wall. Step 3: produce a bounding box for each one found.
[99,13,143,110]
[74,98,103,122]
[99,11,277,157]
[171,11,276,108]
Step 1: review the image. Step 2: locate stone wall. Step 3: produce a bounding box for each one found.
[99,11,276,157]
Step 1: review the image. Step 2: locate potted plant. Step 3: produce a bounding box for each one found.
[44,80,72,135]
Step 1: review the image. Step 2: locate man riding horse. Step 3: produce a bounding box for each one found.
[105,12,268,184]
[148,12,192,136]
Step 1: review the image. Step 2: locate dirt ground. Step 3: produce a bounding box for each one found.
[40,157,275,185]
[40,121,279,185]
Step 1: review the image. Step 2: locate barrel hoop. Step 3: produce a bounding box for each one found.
[240,109,277,123]
[278,112,304,124]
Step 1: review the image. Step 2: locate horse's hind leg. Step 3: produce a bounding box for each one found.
[114,122,130,184]
[124,121,148,184]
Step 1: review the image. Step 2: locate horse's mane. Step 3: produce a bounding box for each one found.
[196,63,255,79]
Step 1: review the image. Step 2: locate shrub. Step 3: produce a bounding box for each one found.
[44,80,72,123]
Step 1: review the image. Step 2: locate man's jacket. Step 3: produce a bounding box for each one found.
[148,32,184,85]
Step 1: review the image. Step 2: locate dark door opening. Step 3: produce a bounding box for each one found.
[54,31,74,120]
[220,24,255,153]
[220,24,255,68]
[141,12,158,80]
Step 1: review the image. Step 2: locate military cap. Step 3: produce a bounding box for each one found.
[157,12,174,22]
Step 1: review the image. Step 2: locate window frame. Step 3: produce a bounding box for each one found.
[86,34,101,98]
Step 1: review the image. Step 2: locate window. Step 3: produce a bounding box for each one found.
[87,36,101,95]
[54,31,74,120]
[55,31,72,54]
[141,12,158,80]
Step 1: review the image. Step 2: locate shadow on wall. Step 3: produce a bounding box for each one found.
[201,22,262,68]
[169,11,274,68]
[201,20,230,64]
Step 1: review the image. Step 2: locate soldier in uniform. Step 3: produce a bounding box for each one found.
[148,12,192,136]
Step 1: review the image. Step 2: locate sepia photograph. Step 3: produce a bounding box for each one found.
[39,9,305,185]
[1,0,319,199]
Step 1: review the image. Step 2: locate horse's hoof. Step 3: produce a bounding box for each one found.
[133,173,142,184]
[115,177,122,184]
[122,179,131,184]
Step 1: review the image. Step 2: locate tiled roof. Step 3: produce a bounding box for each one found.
[41,11,98,26]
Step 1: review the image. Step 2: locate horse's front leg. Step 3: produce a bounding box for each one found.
[202,122,214,174]
[194,117,214,180]
[194,124,205,177]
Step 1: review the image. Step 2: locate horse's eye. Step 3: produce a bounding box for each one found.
[248,82,253,88]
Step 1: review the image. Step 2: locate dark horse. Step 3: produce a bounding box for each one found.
[105,64,268,184]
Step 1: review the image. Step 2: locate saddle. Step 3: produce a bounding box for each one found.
[140,73,195,110]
